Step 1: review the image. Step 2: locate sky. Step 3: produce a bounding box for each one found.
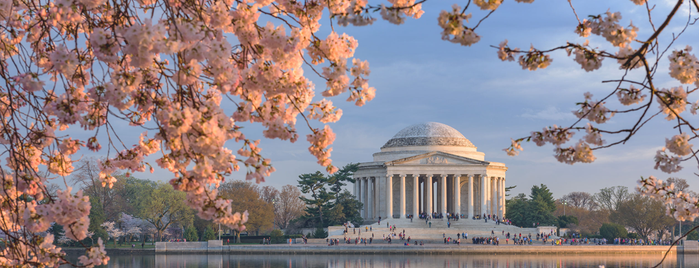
[59,0,699,199]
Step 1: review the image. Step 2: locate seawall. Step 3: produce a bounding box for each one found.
[153,240,691,255]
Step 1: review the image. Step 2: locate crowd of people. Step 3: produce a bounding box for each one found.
[328,218,674,247]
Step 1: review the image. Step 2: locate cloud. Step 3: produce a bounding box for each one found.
[520,106,577,121]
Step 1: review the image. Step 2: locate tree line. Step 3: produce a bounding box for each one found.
[63,159,307,246]
[506,179,691,242]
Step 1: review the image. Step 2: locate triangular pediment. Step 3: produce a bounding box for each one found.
[385,151,489,166]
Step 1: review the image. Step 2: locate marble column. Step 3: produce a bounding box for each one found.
[412,174,419,219]
[495,178,500,219]
[399,174,406,219]
[425,175,433,215]
[502,178,507,218]
[355,178,364,218]
[362,177,369,219]
[490,178,498,216]
[386,174,393,219]
[367,178,373,219]
[480,175,487,217]
[440,174,447,216]
[454,175,461,216]
[467,175,474,218]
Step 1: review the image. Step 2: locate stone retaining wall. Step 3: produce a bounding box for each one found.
[153,241,683,255]
[155,240,223,253]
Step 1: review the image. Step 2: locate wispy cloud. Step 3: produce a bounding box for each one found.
[521,106,577,121]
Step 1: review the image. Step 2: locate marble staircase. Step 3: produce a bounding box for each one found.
[329,218,555,243]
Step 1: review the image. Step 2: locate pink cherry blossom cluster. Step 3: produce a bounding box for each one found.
[639,176,699,222]
[654,148,683,173]
[518,46,553,71]
[656,87,688,121]
[569,41,604,72]
[553,141,596,165]
[379,0,424,25]
[616,85,646,106]
[78,238,110,268]
[668,46,699,87]
[577,11,637,48]
[503,138,523,156]
[437,5,479,47]
[473,0,502,11]
[573,92,614,124]
[1,0,387,264]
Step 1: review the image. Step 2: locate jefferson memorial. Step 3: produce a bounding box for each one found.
[353,122,508,221]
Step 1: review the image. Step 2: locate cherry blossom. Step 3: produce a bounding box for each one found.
[656,87,688,121]
[616,85,646,106]
[654,148,683,173]
[665,133,693,156]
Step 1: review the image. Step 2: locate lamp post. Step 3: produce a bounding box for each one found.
[563,200,567,216]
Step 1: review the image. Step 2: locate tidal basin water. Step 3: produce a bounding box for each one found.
[61,253,699,268]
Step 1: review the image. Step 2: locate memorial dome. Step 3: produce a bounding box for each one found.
[381,122,475,149]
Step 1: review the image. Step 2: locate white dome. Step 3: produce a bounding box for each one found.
[381,122,475,149]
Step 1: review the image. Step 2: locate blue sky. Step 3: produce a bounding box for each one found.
[60,0,699,198]
[232,0,699,198]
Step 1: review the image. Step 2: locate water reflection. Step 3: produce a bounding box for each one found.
[61,253,697,268]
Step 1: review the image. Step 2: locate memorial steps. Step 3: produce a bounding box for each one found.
[328,218,554,243]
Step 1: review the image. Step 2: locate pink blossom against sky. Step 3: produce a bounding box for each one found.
[70,0,699,198]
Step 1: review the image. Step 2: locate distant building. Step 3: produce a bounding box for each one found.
[353,122,508,221]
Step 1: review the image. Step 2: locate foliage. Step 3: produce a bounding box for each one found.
[506,185,557,227]
[193,216,216,242]
[599,223,628,242]
[203,227,217,241]
[3,0,697,264]
[331,190,363,226]
[132,181,194,241]
[688,230,699,241]
[298,171,336,227]
[87,197,108,246]
[313,226,328,238]
[274,185,306,230]
[561,192,598,211]
[270,229,284,244]
[297,163,362,228]
[593,186,630,212]
[611,194,675,240]
[557,215,579,228]
[184,226,199,242]
[219,181,274,235]
[327,163,359,196]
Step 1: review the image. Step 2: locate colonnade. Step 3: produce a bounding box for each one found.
[354,173,506,220]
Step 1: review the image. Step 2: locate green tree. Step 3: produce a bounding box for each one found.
[327,163,358,197]
[87,197,108,245]
[611,194,675,240]
[557,215,579,228]
[506,185,557,227]
[193,216,216,242]
[331,190,363,226]
[184,226,199,242]
[313,226,327,238]
[219,181,274,235]
[599,223,628,242]
[297,171,334,227]
[297,164,363,228]
[270,229,284,243]
[506,193,529,227]
[202,227,217,241]
[132,181,193,241]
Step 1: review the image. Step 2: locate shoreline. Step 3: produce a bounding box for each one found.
[150,243,683,255]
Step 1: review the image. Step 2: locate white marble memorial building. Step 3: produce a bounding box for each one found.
[353,122,508,221]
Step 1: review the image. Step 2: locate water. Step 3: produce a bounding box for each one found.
[60,253,699,268]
